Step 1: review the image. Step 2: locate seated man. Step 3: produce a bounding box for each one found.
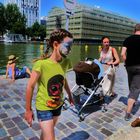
[6,55,31,81]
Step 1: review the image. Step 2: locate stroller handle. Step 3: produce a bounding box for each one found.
[101,62,114,68]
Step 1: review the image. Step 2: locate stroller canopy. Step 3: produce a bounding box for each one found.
[73,59,104,79]
[93,59,104,79]
[73,59,104,88]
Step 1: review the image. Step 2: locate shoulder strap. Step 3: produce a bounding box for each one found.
[111,47,115,62]
[111,47,114,56]
[112,48,119,66]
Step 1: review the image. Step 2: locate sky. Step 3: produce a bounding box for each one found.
[0,0,140,22]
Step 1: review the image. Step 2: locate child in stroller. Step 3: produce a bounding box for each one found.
[70,58,115,121]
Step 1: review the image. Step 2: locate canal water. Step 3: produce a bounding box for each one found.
[0,43,122,75]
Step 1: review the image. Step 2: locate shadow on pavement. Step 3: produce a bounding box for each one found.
[118,96,140,115]
[104,94,118,105]
[118,96,128,105]
[62,130,90,140]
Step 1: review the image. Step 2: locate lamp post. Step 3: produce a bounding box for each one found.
[64,0,76,30]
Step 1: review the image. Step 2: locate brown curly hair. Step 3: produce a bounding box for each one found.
[33,29,73,62]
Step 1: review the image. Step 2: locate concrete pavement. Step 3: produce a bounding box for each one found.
[0,64,140,140]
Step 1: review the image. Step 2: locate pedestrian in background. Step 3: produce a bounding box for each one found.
[121,24,140,125]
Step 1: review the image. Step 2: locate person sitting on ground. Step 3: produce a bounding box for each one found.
[5,55,31,82]
[99,36,120,97]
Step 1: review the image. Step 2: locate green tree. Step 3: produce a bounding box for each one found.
[11,16,26,35]
[26,27,33,38]
[32,21,40,37]
[31,22,46,40]
[5,4,26,35]
[0,3,6,37]
[39,25,46,40]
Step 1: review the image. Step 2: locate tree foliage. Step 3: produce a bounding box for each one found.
[5,4,26,35]
[32,22,40,37]
[0,3,46,40]
[39,25,46,40]
[26,22,46,40]
[0,3,6,36]
[26,27,33,37]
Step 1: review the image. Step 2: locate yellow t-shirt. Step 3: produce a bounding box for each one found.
[33,58,65,110]
[60,58,72,73]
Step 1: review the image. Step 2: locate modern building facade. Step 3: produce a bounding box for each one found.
[4,0,40,27]
[46,5,138,45]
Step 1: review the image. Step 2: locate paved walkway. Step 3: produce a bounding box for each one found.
[0,64,140,140]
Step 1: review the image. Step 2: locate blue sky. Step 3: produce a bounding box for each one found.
[1,0,140,22]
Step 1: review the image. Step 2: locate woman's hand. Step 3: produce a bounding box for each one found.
[107,62,113,65]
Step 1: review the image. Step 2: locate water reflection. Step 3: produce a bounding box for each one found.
[0,43,121,75]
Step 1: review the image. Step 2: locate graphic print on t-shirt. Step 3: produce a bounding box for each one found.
[46,74,64,108]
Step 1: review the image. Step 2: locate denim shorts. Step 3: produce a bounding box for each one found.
[36,106,62,122]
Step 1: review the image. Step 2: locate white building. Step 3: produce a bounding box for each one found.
[4,0,40,27]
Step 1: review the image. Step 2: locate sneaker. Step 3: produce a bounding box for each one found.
[131,118,140,127]
[124,113,132,121]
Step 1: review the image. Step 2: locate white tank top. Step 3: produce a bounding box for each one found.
[100,47,113,64]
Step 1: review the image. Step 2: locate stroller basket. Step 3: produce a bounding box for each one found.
[73,59,103,88]
[73,60,100,76]
[75,72,95,88]
[75,72,102,89]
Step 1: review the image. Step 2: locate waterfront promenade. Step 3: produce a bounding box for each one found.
[0,64,140,140]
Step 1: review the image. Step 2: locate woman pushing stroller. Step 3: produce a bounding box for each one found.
[99,36,120,97]
[65,36,120,121]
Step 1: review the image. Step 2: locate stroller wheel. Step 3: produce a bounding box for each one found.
[62,98,70,110]
[79,114,85,122]
[101,105,107,112]
[63,104,68,110]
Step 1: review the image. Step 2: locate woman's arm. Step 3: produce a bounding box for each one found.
[98,52,102,62]
[5,64,9,79]
[24,70,40,126]
[112,48,120,65]
[98,57,102,62]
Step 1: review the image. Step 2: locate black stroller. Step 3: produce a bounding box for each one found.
[64,58,115,121]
